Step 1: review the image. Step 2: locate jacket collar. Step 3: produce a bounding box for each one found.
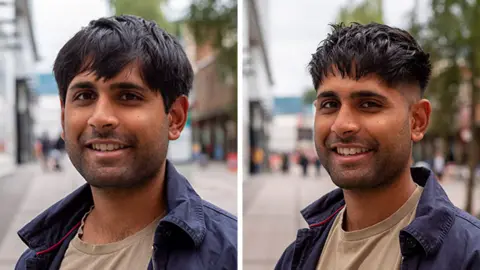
[18,160,207,253]
[300,167,456,256]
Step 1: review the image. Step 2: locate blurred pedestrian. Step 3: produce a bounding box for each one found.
[38,131,51,171]
[314,158,321,176]
[433,151,445,181]
[51,135,65,172]
[299,152,309,177]
[16,15,236,270]
[281,153,290,174]
[276,23,480,269]
[253,147,264,173]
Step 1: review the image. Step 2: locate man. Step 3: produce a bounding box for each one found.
[275,23,480,270]
[38,131,51,171]
[16,15,236,269]
[298,151,309,177]
[51,134,66,172]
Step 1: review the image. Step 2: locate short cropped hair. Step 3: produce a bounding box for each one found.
[308,23,431,96]
[53,15,193,112]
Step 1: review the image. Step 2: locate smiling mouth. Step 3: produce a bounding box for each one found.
[332,147,373,156]
[87,144,129,152]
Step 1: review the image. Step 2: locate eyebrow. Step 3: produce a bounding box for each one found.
[109,82,147,92]
[68,81,147,92]
[317,90,388,102]
[68,81,95,91]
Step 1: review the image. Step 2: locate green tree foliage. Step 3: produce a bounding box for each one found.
[408,0,480,213]
[110,0,174,33]
[184,0,237,120]
[337,0,384,25]
[185,0,237,83]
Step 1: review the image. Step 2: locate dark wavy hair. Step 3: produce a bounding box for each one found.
[53,15,193,112]
[308,23,431,97]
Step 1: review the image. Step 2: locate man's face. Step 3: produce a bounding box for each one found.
[314,72,428,190]
[61,64,186,189]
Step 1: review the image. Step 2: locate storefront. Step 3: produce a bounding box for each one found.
[0,54,17,178]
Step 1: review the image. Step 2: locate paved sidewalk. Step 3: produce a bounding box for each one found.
[0,160,236,269]
[0,161,84,269]
[243,167,336,270]
[184,163,237,216]
[243,166,480,270]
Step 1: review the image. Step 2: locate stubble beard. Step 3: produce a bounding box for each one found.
[66,136,169,191]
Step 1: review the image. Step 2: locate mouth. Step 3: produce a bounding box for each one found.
[332,147,373,156]
[330,146,374,164]
[86,143,130,152]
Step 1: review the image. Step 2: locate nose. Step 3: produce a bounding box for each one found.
[330,105,360,138]
[87,95,119,132]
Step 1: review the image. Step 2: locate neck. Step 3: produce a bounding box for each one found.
[342,167,416,231]
[83,162,167,244]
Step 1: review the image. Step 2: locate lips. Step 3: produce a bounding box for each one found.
[328,146,374,166]
[334,147,372,156]
[89,143,127,152]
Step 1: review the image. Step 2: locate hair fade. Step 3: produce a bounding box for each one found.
[308,23,431,96]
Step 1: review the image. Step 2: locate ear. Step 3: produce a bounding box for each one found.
[411,99,431,143]
[60,98,65,140]
[168,95,189,141]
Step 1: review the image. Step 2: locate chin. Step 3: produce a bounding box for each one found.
[330,170,375,189]
[83,169,129,187]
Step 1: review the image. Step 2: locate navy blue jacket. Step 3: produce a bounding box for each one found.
[275,167,480,270]
[15,161,237,269]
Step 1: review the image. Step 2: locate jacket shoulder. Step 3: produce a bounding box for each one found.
[201,200,237,269]
[202,200,237,223]
[201,199,237,237]
[275,241,295,270]
[452,207,480,243]
[15,248,35,270]
[435,208,480,268]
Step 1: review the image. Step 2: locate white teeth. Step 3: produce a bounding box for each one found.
[91,144,125,152]
[336,147,370,156]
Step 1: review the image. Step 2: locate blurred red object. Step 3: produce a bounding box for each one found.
[227,152,237,172]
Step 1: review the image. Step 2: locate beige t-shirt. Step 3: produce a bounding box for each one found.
[60,208,162,270]
[317,185,423,270]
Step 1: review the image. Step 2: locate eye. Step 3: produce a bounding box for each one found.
[320,101,339,109]
[360,101,381,108]
[74,92,96,101]
[120,92,142,101]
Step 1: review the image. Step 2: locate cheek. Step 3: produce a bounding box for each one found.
[314,116,330,145]
[63,110,88,138]
[123,110,168,137]
[371,115,409,145]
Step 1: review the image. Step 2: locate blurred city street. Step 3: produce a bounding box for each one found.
[243,166,480,270]
[0,159,236,270]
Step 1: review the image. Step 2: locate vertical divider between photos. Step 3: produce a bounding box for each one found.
[237,0,244,268]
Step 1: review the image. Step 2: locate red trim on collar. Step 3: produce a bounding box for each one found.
[36,221,81,256]
[309,205,345,228]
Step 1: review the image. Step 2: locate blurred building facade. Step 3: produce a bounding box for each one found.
[182,25,237,162]
[32,73,61,138]
[413,62,480,166]
[0,0,38,178]
[269,97,316,158]
[243,0,274,176]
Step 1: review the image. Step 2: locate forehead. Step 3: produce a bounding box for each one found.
[69,63,145,88]
[318,74,399,98]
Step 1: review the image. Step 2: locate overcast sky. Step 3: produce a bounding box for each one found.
[269,0,430,96]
